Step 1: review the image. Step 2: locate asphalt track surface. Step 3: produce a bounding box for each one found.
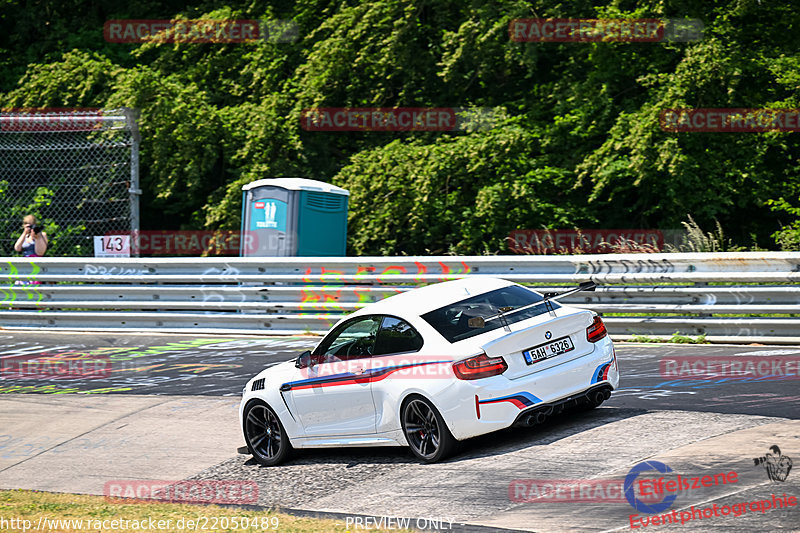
[0,332,797,418]
[0,331,799,532]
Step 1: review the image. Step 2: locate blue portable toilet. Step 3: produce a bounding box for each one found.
[240,178,349,256]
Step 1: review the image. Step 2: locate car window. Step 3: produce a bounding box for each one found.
[373,316,424,355]
[315,316,381,361]
[421,285,559,343]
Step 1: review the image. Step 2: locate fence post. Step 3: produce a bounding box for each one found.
[125,107,141,258]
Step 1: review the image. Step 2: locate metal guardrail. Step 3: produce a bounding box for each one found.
[1,252,798,343]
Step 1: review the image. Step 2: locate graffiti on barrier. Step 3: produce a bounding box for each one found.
[297,261,472,324]
[198,265,250,311]
[576,258,675,275]
[1,261,44,307]
[83,264,150,276]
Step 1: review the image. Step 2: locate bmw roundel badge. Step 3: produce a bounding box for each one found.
[545,331,552,339]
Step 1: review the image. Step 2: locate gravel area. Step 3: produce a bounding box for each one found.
[191,445,418,508]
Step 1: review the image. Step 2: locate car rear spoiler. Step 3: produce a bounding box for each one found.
[468,281,597,329]
[543,281,597,301]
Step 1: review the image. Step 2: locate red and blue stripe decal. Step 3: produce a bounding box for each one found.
[591,361,613,384]
[283,361,450,391]
[478,391,541,410]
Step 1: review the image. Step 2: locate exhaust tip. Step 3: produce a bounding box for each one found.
[521,410,549,427]
[592,391,605,405]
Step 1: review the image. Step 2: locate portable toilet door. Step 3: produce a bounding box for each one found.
[296,186,349,256]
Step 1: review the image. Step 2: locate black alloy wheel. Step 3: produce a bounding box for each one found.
[244,402,291,466]
[401,396,457,463]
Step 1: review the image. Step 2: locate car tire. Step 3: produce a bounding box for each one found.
[243,401,292,466]
[401,395,457,463]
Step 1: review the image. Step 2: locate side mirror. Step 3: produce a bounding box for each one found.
[295,350,313,369]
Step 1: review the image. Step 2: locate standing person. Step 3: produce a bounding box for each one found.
[14,215,48,256]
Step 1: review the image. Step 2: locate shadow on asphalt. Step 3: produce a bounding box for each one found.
[244,447,418,467]
[243,405,648,467]
[452,405,648,462]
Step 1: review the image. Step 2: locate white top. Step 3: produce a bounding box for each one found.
[242,178,349,196]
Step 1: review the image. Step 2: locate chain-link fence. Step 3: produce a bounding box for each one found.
[0,108,139,256]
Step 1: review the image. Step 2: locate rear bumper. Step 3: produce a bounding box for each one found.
[511,382,613,427]
[443,337,618,440]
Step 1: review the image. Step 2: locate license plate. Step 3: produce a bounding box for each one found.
[523,336,574,365]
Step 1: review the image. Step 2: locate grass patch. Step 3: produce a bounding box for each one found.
[0,489,411,533]
[626,332,710,344]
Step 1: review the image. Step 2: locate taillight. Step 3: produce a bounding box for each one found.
[587,316,607,343]
[453,352,508,380]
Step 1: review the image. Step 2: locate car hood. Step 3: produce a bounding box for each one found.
[248,359,297,386]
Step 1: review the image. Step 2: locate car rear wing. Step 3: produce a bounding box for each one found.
[542,281,597,301]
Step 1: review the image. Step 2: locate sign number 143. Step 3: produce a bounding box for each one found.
[94,235,131,257]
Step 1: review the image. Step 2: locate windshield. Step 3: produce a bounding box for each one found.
[421,285,559,343]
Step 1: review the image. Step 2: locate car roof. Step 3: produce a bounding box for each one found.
[354,277,518,318]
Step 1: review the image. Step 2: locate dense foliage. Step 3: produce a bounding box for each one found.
[1,0,798,254]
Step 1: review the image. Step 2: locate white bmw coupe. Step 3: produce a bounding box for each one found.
[240,277,618,465]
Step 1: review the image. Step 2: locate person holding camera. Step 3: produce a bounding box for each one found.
[14,215,48,257]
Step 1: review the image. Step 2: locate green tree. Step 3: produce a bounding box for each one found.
[2,0,798,255]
